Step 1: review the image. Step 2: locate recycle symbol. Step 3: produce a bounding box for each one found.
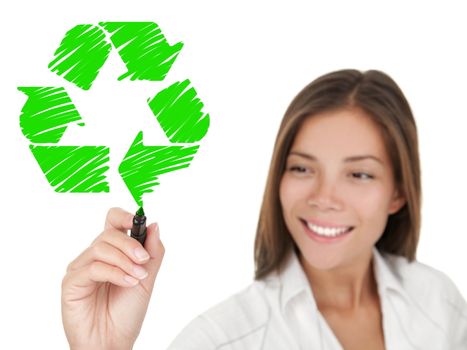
[18,22,210,207]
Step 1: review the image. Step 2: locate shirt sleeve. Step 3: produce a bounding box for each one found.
[167,315,226,350]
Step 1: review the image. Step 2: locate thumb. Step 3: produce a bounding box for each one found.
[139,222,164,293]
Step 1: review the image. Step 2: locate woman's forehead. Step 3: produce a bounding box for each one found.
[291,108,389,162]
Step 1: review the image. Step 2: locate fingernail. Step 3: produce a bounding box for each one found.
[124,275,139,286]
[134,247,150,261]
[133,265,149,279]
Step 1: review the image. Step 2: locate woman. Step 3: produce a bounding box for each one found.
[61,69,467,349]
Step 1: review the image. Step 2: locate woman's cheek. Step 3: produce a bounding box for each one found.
[348,186,392,230]
[280,176,306,220]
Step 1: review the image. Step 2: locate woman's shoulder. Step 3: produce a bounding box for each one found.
[379,250,467,342]
[375,250,467,346]
[168,281,271,349]
[380,250,464,303]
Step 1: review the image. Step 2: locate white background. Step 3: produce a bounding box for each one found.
[1,1,466,349]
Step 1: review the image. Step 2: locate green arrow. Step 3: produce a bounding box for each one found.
[48,24,112,90]
[18,87,84,144]
[119,131,199,206]
[99,22,184,82]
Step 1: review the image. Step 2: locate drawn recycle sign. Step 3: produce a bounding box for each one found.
[18,22,210,207]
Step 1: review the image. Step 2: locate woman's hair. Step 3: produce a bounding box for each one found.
[254,69,421,280]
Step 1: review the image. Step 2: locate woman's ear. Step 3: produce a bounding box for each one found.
[388,189,406,214]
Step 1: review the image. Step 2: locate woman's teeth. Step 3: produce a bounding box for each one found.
[306,222,352,237]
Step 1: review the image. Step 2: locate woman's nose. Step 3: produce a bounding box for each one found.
[306,177,342,211]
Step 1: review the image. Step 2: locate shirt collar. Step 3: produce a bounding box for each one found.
[277,249,317,313]
[371,246,411,302]
[274,246,411,312]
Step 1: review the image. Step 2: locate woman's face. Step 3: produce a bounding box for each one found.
[279,107,405,271]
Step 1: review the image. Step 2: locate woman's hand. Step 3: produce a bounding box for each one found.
[61,207,165,350]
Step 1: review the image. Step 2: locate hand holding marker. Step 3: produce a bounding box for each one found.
[61,208,164,350]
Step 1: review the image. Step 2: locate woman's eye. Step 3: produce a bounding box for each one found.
[351,172,374,180]
[289,166,310,174]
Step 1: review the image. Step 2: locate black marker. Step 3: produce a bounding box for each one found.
[131,207,147,246]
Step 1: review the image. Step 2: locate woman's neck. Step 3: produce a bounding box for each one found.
[299,249,378,311]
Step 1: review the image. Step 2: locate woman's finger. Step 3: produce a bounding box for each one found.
[63,261,140,294]
[95,227,152,264]
[66,241,149,281]
[104,207,134,231]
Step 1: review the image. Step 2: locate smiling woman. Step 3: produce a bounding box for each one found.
[61,69,467,350]
[255,70,420,283]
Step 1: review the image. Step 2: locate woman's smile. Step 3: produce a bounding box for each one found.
[300,218,354,243]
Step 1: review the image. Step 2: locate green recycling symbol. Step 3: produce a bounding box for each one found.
[18,22,210,207]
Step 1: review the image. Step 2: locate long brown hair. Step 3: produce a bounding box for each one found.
[254,69,421,280]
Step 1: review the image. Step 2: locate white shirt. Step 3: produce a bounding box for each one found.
[168,247,467,349]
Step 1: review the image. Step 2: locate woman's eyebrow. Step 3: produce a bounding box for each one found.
[289,151,384,165]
